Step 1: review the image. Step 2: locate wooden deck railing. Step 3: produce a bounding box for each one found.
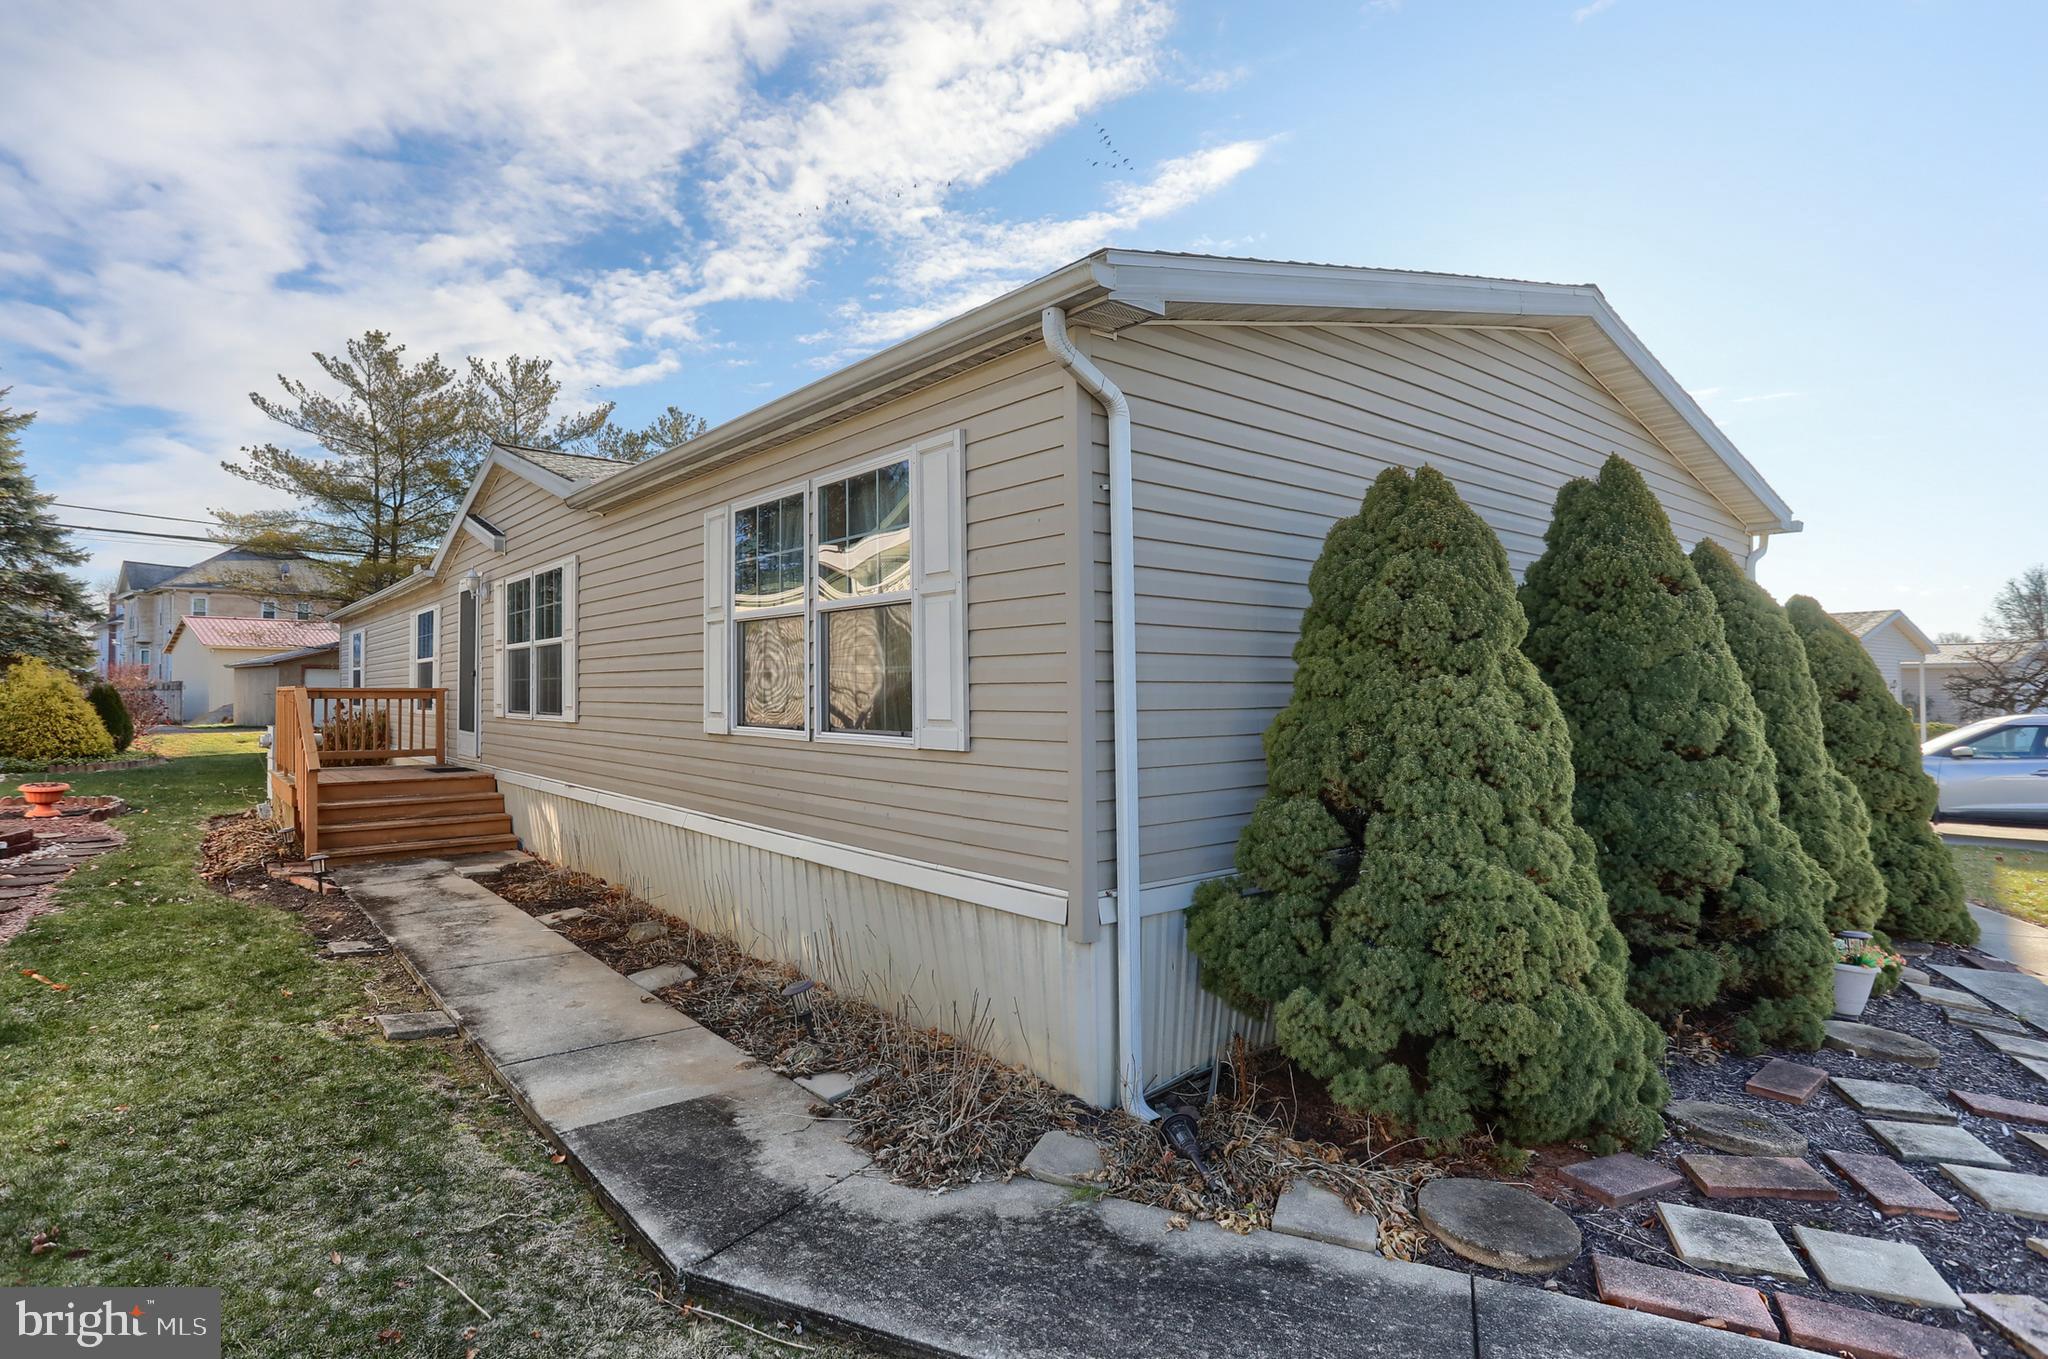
[271,686,445,854]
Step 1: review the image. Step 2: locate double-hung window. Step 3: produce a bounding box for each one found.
[190,595,208,616]
[411,607,437,691]
[261,598,278,620]
[704,431,966,749]
[295,600,313,621]
[496,559,576,720]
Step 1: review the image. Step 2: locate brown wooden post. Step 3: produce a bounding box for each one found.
[435,687,447,762]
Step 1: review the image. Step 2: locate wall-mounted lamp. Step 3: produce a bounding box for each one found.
[462,567,492,603]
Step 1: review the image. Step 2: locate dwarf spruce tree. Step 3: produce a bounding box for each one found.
[1692,541,1886,936]
[1187,465,1666,1151]
[1786,597,1976,944]
[1519,457,1834,1050]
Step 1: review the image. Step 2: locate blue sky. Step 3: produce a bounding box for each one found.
[2,0,2041,635]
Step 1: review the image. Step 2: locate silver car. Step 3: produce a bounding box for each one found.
[1922,713,2048,822]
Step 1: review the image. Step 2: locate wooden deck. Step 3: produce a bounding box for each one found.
[270,687,518,863]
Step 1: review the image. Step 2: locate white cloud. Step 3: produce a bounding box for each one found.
[1573,0,1619,20]
[2,0,1264,589]
[1184,65,1249,94]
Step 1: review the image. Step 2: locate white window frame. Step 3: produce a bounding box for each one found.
[729,476,822,743]
[137,644,151,671]
[410,605,438,692]
[295,600,313,621]
[189,595,208,616]
[495,556,577,722]
[812,448,917,749]
[346,628,366,688]
[260,598,278,620]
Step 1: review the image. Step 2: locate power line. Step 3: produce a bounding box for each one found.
[50,501,223,527]
[56,522,224,544]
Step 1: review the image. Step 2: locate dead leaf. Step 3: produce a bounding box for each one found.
[330,1252,342,1265]
[1700,1318,1728,1330]
[280,989,294,998]
[376,1328,402,1344]
[549,1153,566,1165]
[1164,1214,1190,1232]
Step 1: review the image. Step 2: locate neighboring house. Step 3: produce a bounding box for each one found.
[165,617,340,723]
[1827,609,1938,710]
[228,642,342,726]
[327,249,1803,1109]
[110,548,345,684]
[1912,640,2048,725]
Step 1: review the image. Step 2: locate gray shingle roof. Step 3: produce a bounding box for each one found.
[1827,610,1896,638]
[496,443,634,484]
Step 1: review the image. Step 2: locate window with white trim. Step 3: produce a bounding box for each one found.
[190,595,208,616]
[705,432,966,750]
[497,559,576,720]
[411,606,437,690]
[295,600,313,621]
[137,645,151,671]
[261,598,278,620]
[346,628,365,687]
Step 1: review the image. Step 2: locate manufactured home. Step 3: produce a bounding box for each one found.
[286,251,1801,1109]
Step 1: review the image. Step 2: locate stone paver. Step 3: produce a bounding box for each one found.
[1677,1153,1837,1201]
[1745,1058,1828,1105]
[1791,1225,1964,1310]
[628,962,697,991]
[1417,1179,1580,1274]
[1774,1291,1981,1359]
[1866,1119,2011,1169]
[1590,1254,1776,1339]
[1931,964,2048,1033]
[1907,982,1996,1014]
[1270,1181,1379,1253]
[1964,1293,2048,1359]
[1952,1089,2048,1125]
[1559,1153,1684,1209]
[1656,1202,1805,1281]
[1821,1150,1962,1221]
[794,1069,876,1105]
[1900,966,1933,986]
[1020,1131,1105,1189]
[535,906,589,925]
[321,938,386,957]
[623,919,668,944]
[2030,1237,2048,1261]
[1940,1164,2048,1221]
[2023,1131,2048,1159]
[1825,1021,1943,1068]
[2020,1058,2048,1085]
[1977,1029,2048,1061]
[1667,1100,1807,1156]
[1831,1077,1958,1123]
[1954,1009,2033,1037]
[376,1010,456,1040]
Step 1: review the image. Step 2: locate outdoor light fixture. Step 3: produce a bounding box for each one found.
[462,567,492,602]
[781,978,817,1038]
[305,852,330,891]
[1159,1107,1223,1193]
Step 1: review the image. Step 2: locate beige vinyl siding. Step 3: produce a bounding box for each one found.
[1855,619,1929,702]
[1085,322,1758,889]
[349,346,1079,894]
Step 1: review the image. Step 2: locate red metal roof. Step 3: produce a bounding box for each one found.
[165,616,340,653]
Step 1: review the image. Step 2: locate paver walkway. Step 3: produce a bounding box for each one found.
[335,858,1801,1359]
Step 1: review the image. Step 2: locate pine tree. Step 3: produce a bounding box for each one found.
[1786,597,1977,944]
[467,354,615,451]
[1692,541,1886,935]
[1519,456,1834,1050]
[1188,466,1667,1151]
[0,388,99,671]
[87,681,135,753]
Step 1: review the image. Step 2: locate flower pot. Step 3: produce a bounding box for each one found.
[18,782,71,819]
[1833,962,1881,1018]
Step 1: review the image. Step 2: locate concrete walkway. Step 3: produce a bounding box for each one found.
[336,858,1797,1359]
[1970,904,2048,979]
[1939,821,2048,851]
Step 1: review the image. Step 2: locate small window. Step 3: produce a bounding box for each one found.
[347,629,365,688]
[261,598,278,620]
[413,608,437,690]
[138,645,151,669]
[295,600,313,621]
[190,595,208,616]
[499,561,574,720]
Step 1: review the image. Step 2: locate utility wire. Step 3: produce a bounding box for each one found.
[50,501,224,527]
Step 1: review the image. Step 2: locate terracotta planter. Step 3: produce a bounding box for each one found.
[18,782,70,819]
[1833,962,1881,1018]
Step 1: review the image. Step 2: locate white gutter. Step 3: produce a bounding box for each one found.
[1040,306,1156,1122]
[1747,531,1772,580]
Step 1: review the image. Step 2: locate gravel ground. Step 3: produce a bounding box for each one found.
[1447,945,2048,1358]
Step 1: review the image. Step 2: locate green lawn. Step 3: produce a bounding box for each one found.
[1954,843,2048,931]
[0,742,834,1357]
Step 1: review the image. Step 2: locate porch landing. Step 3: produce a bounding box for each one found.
[333,855,1798,1359]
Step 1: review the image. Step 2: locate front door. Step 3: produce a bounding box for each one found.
[456,586,481,759]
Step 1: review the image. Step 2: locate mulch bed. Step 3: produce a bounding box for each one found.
[195,812,384,947]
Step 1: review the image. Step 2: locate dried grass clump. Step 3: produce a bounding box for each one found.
[198,810,291,879]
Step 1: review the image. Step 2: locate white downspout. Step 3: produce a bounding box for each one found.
[1041,306,1157,1121]
[1746,530,1773,580]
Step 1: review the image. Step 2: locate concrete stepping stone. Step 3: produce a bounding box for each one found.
[1961,953,2026,974]
[1792,1225,1964,1310]
[1955,1009,2033,1037]
[1590,1253,1776,1339]
[1832,1077,1958,1124]
[1269,1180,1379,1253]
[1977,1029,2048,1061]
[1866,1119,2011,1169]
[2029,1237,2048,1261]
[536,907,590,926]
[1821,1150,1962,1221]
[793,1069,878,1105]
[623,919,668,944]
[1745,1057,1829,1105]
[1775,1291,1981,1359]
[1666,1099,1807,1156]
[1677,1152,1837,1201]
[628,962,697,992]
[321,939,386,957]
[1965,1293,2048,1358]
[1897,941,1935,957]
[1908,982,1996,1014]
[376,1010,457,1041]
[1953,1089,2048,1126]
[1416,1178,1580,1274]
[1940,1164,2048,1222]
[1826,1021,1942,1068]
[1899,966,1933,986]
[1020,1131,1104,1189]
[1655,1202,1805,1282]
[1558,1152,1683,1208]
[2021,1058,2048,1085]
[2022,1131,2048,1159]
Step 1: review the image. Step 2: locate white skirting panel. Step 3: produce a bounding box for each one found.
[499,782,1118,1106]
[1131,906,1276,1094]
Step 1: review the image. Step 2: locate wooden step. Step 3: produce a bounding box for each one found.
[318,792,507,824]
[317,813,514,851]
[318,772,498,803]
[320,833,521,864]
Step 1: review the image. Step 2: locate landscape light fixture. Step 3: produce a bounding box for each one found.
[305,852,330,891]
[1159,1107,1223,1194]
[781,978,818,1038]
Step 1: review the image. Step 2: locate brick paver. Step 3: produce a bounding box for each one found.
[1590,1254,1776,1339]
[1821,1150,1962,1221]
[1950,1089,2048,1126]
[1558,1153,1683,1209]
[1745,1058,1828,1105]
[1677,1153,1836,1202]
[1775,1291,1981,1359]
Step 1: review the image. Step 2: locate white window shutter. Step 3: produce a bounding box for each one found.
[559,555,578,722]
[492,582,506,717]
[701,507,731,734]
[911,430,969,751]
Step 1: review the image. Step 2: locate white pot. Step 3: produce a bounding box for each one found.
[1833,963,1881,1018]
